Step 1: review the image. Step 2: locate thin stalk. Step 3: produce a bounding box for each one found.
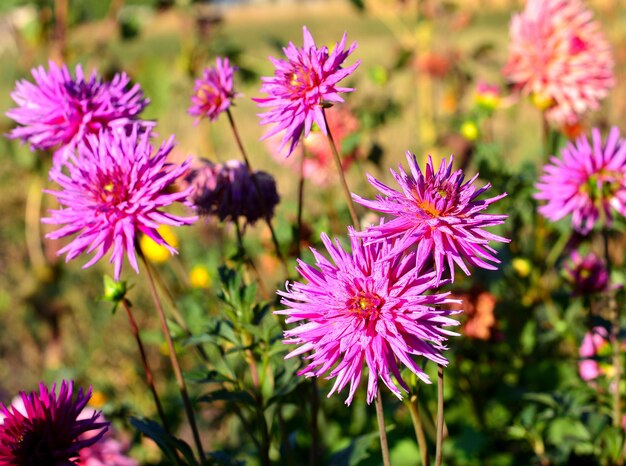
[603,229,621,428]
[375,389,391,466]
[257,396,271,466]
[25,175,47,273]
[435,365,445,466]
[121,299,170,434]
[322,107,359,227]
[309,379,322,466]
[226,109,287,275]
[408,393,430,466]
[234,220,270,300]
[296,142,306,258]
[139,253,205,463]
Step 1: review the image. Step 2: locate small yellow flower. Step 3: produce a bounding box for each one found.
[89,390,107,408]
[512,257,532,277]
[476,93,500,111]
[140,225,178,264]
[460,121,479,141]
[530,92,555,111]
[190,265,212,289]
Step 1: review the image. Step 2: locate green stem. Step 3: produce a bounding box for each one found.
[226,109,288,275]
[140,253,205,462]
[296,142,306,259]
[375,389,392,466]
[435,365,445,466]
[322,107,360,227]
[309,379,322,466]
[603,229,621,428]
[408,393,430,465]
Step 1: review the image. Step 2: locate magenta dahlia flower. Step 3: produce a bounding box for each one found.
[7,61,149,161]
[0,381,108,466]
[254,26,360,157]
[43,126,197,280]
[277,229,459,405]
[353,153,509,283]
[189,57,238,123]
[535,127,626,234]
[503,0,614,125]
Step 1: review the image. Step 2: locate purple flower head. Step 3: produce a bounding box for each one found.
[43,125,197,280]
[189,57,238,123]
[353,153,509,284]
[186,159,279,224]
[254,26,360,157]
[0,381,108,466]
[535,127,626,234]
[563,251,609,295]
[277,228,459,405]
[6,61,149,161]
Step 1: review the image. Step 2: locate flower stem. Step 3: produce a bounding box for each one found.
[226,108,288,275]
[408,393,430,465]
[322,107,359,227]
[296,142,307,259]
[603,229,622,428]
[121,299,170,434]
[375,388,392,466]
[435,365,445,466]
[139,252,205,463]
[309,379,322,466]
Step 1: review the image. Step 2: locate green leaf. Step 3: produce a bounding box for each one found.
[199,389,256,407]
[130,417,199,466]
[327,430,381,466]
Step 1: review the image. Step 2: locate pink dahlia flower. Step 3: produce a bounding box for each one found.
[43,126,197,280]
[277,229,459,405]
[254,26,360,157]
[579,326,610,382]
[7,61,149,161]
[503,0,614,125]
[77,408,137,466]
[189,57,238,123]
[353,153,509,283]
[0,381,108,466]
[535,127,626,234]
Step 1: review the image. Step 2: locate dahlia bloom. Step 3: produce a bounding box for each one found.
[7,61,149,161]
[77,408,137,466]
[277,229,459,405]
[0,381,108,466]
[503,0,614,125]
[535,127,626,234]
[353,153,509,283]
[563,251,609,295]
[254,26,360,157]
[43,126,197,280]
[185,159,279,224]
[266,105,360,186]
[189,57,237,123]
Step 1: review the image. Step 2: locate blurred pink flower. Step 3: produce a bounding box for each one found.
[43,126,197,280]
[535,127,626,234]
[77,408,137,466]
[189,57,238,123]
[578,327,610,382]
[266,105,360,186]
[277,229,459,405]
[254,26,360,157]
[503,0,614,125]
[7,61,150,163]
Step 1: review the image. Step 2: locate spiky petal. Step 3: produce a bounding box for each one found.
[189,57,238,123]
[277,229,459,405]
[353,153,509,283]
[254,26,360,157]
[535,127,626,234]
[43,126,197,280]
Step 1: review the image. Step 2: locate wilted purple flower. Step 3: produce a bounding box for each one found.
[43,126,197,280]
[189,57,237,123]
[353,153,509,283]
[563,251,609,295]
[254,26,360,157]
[186,159,279,224]
[535,127,626,234]
[0,381,108,466]
[277,229,459,405]
[6,61,149,161]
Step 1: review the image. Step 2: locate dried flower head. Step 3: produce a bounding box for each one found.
[277,229,459,405]
[43,126,197,280]
[353,153,509,283]
[7,61,149,161]
[503,0,614,125]
[535,127,626,234]
[0,381,108,466]
[189,57,237,123]
[186,159,279,224]
[563,251,609,295]
[254,26,360,157]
